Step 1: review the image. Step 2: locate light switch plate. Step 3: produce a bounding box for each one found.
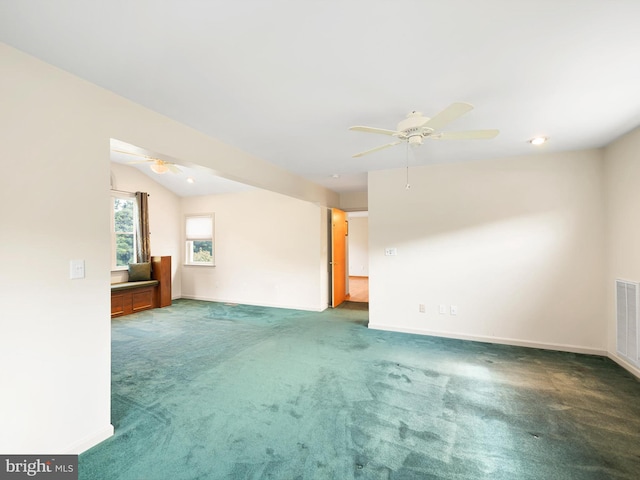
[70,259,85,280]
[385,248,397,256]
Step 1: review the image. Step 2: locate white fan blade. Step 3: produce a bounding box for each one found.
[113,149,150,158]
[349,126,399,136]
[352,141,402,158]
[422,102,474,131]
[168,163,181,174]
[431,129,499,140]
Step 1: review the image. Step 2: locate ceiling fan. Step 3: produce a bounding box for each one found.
[349,102,499,158]
[113,149,182,174]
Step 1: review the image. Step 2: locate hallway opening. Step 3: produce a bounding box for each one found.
[346,211,368,303]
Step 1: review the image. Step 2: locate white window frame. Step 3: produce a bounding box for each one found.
[111,192,137,271]
[185,213,215,266]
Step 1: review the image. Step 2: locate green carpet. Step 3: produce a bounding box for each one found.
[80,299,640,479]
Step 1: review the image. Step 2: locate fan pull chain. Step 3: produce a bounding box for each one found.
[405,142,411,190]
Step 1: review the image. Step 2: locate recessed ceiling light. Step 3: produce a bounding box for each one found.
[530,136,548,146]
[186,177,195,183]
[331,174,340,179]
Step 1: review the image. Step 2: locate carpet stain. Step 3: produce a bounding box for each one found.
[262,403,279,413]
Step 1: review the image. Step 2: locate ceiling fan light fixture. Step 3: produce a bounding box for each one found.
[349,103,499,158]
[408,135,423,146]
[530,136,548,146]
[150,163,169,174]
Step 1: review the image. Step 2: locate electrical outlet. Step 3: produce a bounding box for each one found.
[419,304,425,313]
[439,304,446,314]
[450,305,458,315]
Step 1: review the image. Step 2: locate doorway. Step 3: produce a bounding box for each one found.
[346,211,369,303]
[329,208,348,307]
[328,209,369,307]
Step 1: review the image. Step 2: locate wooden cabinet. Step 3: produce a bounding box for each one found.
[111,256,172,318]
[111,284,157,317]
[152,255,172,308]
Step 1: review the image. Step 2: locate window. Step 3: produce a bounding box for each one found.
[185,214,214,266]
[111,194,137,269]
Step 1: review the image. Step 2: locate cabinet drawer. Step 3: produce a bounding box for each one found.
[132,287,155,312]
[111,293,126,316]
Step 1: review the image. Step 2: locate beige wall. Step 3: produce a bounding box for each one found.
[368,150,606,353]
[0,45,113,453]
[181,190,328,311]
[340,191,368,211]
[604,126,640,377]
[109,163,329,308]
[348,216,369,276]
[0,43,336,454]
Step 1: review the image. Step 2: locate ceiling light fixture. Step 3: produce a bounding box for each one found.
[331,174,340,179]
[530,136,548,146]
[186,177,195,183]
[149,163,169,174]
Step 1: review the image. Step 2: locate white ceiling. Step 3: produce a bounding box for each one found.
[2,0,640,195]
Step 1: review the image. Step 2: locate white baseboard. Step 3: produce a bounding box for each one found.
[179,295,327,312]
[607,352,640,379]
[64,424,114,454]
[368,323,607,356]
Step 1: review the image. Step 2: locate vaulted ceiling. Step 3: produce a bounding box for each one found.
[2,1,640,194]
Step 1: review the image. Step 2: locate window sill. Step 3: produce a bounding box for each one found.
[183,263,216,267]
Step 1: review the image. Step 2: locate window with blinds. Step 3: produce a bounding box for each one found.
[185,214,215,266]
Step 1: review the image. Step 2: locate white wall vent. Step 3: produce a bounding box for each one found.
[616,279,639,367]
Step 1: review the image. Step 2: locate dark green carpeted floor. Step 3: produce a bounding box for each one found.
[80,299,640,479]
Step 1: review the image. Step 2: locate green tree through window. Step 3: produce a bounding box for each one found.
[193,241,213,262]
[113,197,136,267]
